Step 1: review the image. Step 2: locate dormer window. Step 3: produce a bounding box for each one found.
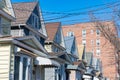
[29,14,39,29]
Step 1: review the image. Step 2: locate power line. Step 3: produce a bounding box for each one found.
[43,0,120,13]
[43,4,120,21]
[42,1,120,15]
[44,11,116,21]
[1,1,118,22]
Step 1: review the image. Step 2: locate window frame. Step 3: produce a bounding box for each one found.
[96,39,100,46]
[67,31,74,36]
[82,29,86,37]
[82,39,86,45]
[91,49,94,55]
[91,30,94,34]
[31,13,39,29]
[96,29,100,36]
[96,48,100,55]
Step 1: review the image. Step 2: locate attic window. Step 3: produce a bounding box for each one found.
[31,14,39,29]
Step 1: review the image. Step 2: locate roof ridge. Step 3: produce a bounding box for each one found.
[12,1,37,4]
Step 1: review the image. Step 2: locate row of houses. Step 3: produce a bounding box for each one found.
[0,0,107,80]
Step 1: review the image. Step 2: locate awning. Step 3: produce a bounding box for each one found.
[35,57,60,67]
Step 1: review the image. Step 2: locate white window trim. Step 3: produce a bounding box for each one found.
[96,39,100,46]
[96,29,100,36]
[82,39,86,45]
[82,29,86,37]
[96,48,100,56]
[91,30,94,34]
[67,31,74,36]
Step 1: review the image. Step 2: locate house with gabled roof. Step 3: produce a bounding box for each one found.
[5,1,58,80]
[45,22,72,80]
[0,0,16,80]
[64,36,87,80]
[64,36,79,61]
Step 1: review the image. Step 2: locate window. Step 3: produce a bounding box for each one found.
[34,16,39,29]
[82,29,86,37]
[96,39,100,46]
[91,40,94,45]
[31,14,39,29]
[67,31,74,36]
[91,30,94,34]
[96,48,100,55]
[91,49,94,54]
[82,39,86,45]
[0,0,6,7]
[1,26,10,35]
[96,29,100,35]
[0,17,1,34]
[0,17,10,36]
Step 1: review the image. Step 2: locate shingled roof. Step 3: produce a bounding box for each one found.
[45,22,60,41]
[64,36,75,53]
[12,2,37,26]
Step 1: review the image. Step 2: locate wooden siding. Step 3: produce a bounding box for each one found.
[0,44,12,80]
[11,29,24,37]
[0,0,10,14]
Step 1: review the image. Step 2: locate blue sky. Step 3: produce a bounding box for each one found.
[12,0,118,12]
[11,0,120,25]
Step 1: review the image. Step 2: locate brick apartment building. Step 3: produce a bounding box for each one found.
[62,21,118,80]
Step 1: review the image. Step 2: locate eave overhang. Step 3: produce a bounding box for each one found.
[0,36,48,57]
[0,9,15,21]
[45,41,66,51]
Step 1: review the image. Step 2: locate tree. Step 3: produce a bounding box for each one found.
[89,12,120,80]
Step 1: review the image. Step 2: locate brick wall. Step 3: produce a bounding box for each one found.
[62,21,118,80]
